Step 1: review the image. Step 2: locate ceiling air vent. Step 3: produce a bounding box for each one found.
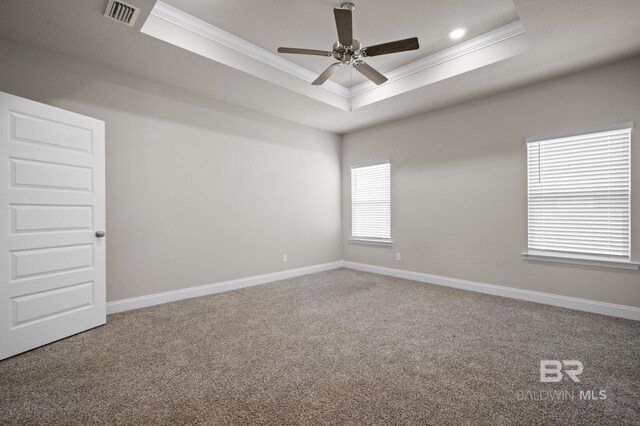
[104,0,140,27]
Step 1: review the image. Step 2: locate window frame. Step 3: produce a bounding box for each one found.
[349,161,393,247]
[522,122,639,270]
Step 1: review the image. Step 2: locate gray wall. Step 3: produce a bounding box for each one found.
[0,38,342,302]
[2,37,638,309]
[342,56,640,308]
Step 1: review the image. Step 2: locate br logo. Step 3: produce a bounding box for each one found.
[540,360,583,383]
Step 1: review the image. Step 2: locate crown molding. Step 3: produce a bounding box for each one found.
[350,21,526,96]
[148,2,525,102]
[150,1,350,98]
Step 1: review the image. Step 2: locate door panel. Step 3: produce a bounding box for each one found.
[12,281,94,327]
[10,158,93,191]
[0,91,105,360]
[11,204,93,233]
[10,111,94,153]
[11,244,93,279]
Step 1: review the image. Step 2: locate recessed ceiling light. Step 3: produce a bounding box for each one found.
[449,27,467,40]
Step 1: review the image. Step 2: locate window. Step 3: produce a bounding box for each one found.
[524,123,637,269]
[350,162,391,245]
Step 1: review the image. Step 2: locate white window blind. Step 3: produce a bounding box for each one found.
[351,162,391,241]
[527,126,632,258]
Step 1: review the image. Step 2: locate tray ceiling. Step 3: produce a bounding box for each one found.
[1,0,640,133]
[142,1,529,110]
[160,0,520,88]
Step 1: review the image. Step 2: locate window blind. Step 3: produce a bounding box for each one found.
[351,162,391,240]
[527,127,632,258]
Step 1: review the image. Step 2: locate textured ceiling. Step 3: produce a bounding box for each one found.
[161,0,519,87]
[0,0,639,133]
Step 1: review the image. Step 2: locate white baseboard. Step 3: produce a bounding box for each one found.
[342,261,640,321]
[106,261,344,314]
[107,259,639,321]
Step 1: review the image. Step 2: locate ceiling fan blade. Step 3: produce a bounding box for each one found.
[364,37,420,57]
[353,61,388,85]
[277,47,333,57]
[333,8,353,46]
[312,62,343,86]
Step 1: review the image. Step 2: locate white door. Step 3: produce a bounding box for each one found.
[0,91,106,360]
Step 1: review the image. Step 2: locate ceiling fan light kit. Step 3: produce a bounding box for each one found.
[277,2,420,87]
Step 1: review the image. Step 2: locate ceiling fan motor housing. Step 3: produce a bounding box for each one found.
[332,39,362,63]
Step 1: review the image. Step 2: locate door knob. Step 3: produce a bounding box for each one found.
[95,230,106,238]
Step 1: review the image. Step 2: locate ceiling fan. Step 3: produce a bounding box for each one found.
[277,2,420,86]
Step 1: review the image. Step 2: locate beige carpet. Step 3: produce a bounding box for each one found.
[1,268,639,425]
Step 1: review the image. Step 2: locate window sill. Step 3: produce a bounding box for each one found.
[522,250,640,270]
[349,238,393,247]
